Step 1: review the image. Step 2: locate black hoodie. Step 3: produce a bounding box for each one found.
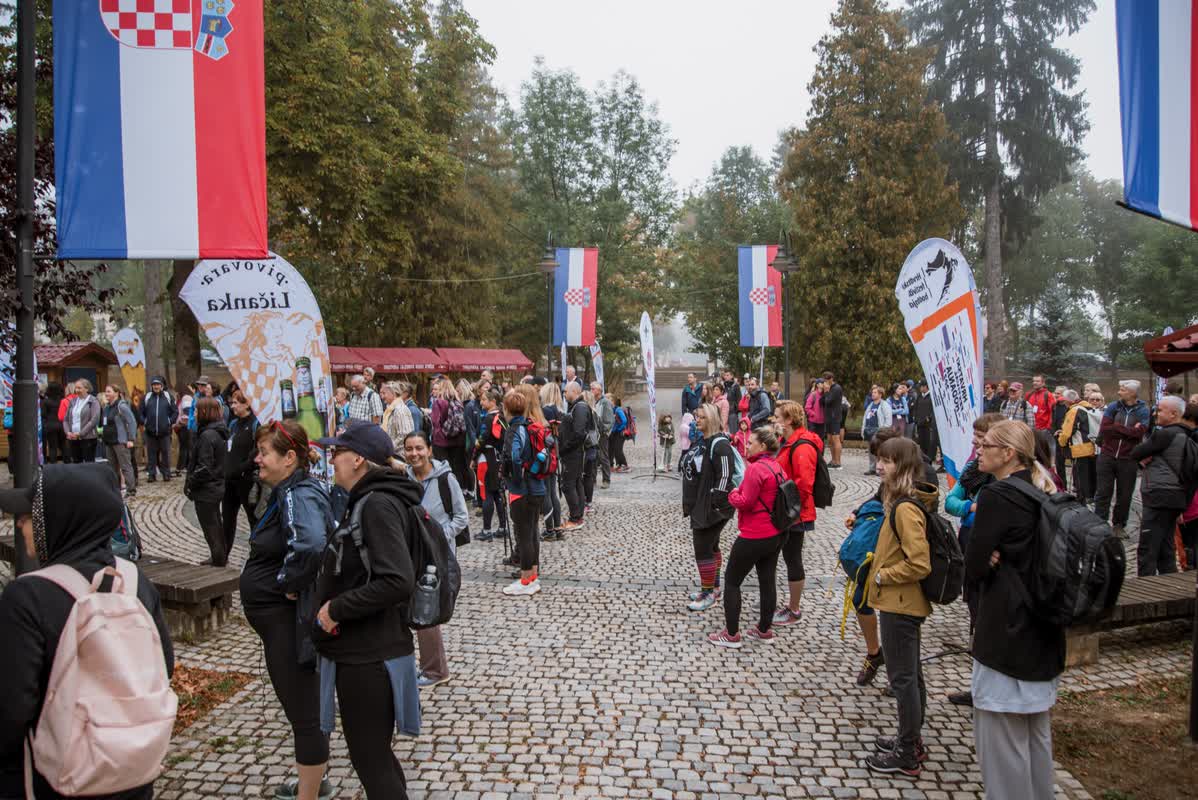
[186,419,229,503]
[0,464,173,800]
[313,468,421,664]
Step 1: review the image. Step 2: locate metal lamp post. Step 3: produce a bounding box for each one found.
[769,243,800,400]
[538,246,559,379]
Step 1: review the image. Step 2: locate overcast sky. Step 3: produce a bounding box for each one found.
[464,0,1122,192]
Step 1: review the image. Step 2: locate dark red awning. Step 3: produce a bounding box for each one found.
[435,348,533,372]
[327,346,447,373]
[1143,324,1198,378]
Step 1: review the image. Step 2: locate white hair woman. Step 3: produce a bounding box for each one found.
[967,420,1063,799]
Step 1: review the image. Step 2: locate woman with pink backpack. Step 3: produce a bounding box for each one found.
[0,463,175,800]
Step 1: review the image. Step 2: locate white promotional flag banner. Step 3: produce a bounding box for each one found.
[639,312,657,469]
[895,238,984,479]
[112,327,147,394]
[180,252,333,434]
[1156,327,1174,405]
[589,342,605,392]
[560,341,568,384]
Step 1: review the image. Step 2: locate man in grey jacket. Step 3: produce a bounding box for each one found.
[101,384,139,496]
[1129,395,1194,576]
[591,382,614,489]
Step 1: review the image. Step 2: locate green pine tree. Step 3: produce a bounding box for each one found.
[779,0,962,402]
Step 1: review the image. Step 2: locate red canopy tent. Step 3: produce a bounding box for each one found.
[327,346,447,374]
[1143,324,1198,378]
[435,348,533,372]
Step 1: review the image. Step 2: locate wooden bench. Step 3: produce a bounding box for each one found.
[0,536,240,641]
[1066,571,1196,666]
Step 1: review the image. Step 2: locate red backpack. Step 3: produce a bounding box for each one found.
[524,420,558,478]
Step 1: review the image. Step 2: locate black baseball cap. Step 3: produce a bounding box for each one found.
[316,421,394,464]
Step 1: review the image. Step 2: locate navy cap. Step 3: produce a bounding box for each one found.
[316,421,395,464]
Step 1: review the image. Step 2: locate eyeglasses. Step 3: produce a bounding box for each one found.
[978,441,1005,450]
[1008,389,1019,394]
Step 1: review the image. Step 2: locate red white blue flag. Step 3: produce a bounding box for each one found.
[54,0,268,259]
[553,247,598,347]
[1116,0,1198,230]
[738,245,781,347]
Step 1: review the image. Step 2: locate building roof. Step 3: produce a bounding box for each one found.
[1144,323,1198,378]
[435,348,533,372]
[34,342,118,368]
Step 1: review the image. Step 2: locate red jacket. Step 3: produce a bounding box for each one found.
[728,452,784,539]
[778,427,823,524]
[1025,387,1055,431]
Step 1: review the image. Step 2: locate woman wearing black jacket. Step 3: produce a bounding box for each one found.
[967,420,1065,800]
[681,403,736,612]
[314,422,420,798]
[243,419,333,800]
[0,463,173,800]
[222,390,259,559]
[186,397,230,566]
[41,383,66,463]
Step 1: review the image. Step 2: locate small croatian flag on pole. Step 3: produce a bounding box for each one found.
[738,245,781,347]
[553,248,599,346]
[1116,0,1198,230]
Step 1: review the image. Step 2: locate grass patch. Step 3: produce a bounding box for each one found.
[171,663,254,735]
[1053,674,1196,800]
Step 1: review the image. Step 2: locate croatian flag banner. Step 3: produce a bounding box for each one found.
[737,245,781,347]
[1116,0,1198,230]
[553,247,599,346]
[895,239,985,481]
[54,0,268,259]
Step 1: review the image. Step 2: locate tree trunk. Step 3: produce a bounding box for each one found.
[167,260,201,388]
[983,9,1007,376]
[143,261,167,381]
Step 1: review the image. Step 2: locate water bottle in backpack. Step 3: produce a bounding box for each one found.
[411,565,441,625]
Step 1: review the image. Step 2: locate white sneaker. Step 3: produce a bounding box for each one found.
[503,578,541,596]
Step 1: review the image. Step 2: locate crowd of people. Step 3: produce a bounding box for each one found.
[4,360,1197,800]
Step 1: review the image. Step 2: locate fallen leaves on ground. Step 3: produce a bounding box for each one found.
[171,663,254,735]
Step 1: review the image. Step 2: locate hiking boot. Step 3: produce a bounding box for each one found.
[273,777,336,800]
[688,587,721,602]
[601,480,610,489]
[856,650,884,686]
[707,629,742,649]
[772,608,803,626]
[874,736,928,763]
[688,591,718,612]
[476,529,495,542]
[561,519,585,531]
[947,690,973,707]
[744,626,776,643]
[864,750,920,778]
[417,672,450,689]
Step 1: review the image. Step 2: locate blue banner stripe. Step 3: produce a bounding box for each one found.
[54,0,129,258]
[737,246,754,347]
[1117,0,1162,219]
[552,247,570,346]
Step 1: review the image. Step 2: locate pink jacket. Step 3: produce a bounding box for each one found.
[805,390,824,425]
[728,452,784,539]
[713,395,730,431]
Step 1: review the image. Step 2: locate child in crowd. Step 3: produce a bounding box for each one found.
[732,417,751,458]
[658,414,676,471]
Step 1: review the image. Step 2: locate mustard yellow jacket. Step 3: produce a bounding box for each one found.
[866,482,938,618]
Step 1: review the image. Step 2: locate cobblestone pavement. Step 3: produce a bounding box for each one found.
[3,391,1190,799]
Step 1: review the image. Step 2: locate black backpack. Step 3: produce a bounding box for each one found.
[340,492,461,630]
[783,438,835,508]
[759,465,803,532]
[1005,478,1125,626]
[890,499,964,605]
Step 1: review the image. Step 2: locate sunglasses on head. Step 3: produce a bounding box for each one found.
[269,420,302,451]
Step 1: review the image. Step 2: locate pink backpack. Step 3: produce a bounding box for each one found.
[22,558,177,796]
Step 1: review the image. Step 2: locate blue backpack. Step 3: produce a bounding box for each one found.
[837,499,885,638]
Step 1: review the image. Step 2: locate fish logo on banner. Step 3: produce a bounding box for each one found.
[895,239,984,480]
[55,0,266,259]
[738,245,781,347]
[1116,0,1198,230]
[553,247,599,346]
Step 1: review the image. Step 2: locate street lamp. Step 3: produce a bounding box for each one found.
[538,245,559,380]
[770,242,800,400]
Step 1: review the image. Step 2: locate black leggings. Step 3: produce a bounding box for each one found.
[511,495,540,571]
[782,527,807,582]
[221,477,257,558]
[609,433,627,468]
[195,499,227,567]
[246,605,329,766]
[336,661,409,798]
[723,535,783,636]
[433,443,468,492]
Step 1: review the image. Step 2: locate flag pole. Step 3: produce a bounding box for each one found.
[12,0,39,574]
